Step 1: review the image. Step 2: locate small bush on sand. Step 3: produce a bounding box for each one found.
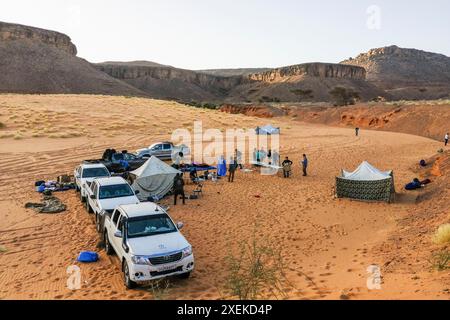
[432,224,450,245]
[146,279,171,300]
[430,250,450,271]
[223,230,289,300]
[0,122,5,129]
[13,133,24,140]
[0,246,7,252]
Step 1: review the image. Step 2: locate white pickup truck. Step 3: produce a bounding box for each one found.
[74,163,111,202]
[102,202,194,288]
[84,177,140,231]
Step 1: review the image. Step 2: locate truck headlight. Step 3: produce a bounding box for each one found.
[182,246,192,258]
[131,255,149,265]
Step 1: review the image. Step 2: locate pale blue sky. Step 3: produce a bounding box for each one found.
[1,0,449,69]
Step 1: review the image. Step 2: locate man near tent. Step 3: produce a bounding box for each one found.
[228,157,238,182]
[355,127,360,136]
[282,157,293,178]
[173,173,185,205]
[235,149,243,169]
[301,154,308,176]
[445,132,449,146]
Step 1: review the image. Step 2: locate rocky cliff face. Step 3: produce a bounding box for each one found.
[247,63,366,82]
[342,45,450,99]
[0,21,146,96]
[0,21,77,55]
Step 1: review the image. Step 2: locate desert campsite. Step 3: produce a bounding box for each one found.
[0,1,449,304]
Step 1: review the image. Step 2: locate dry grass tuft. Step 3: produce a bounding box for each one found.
[432,224,450,245]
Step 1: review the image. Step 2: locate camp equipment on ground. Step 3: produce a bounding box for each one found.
[25,195,67,213]
[336,161,395,203]
[255,124,281,135]
[77,251,99,263]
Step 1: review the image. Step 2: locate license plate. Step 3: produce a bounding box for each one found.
[156,264,177,272]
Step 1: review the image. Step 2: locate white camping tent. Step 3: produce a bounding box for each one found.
[341,161,392,181]
[256,125,280,135]
[130,156,181,201]
[336,161,395,203]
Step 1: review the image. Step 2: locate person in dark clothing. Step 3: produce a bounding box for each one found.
[355,127,360,136]
[301,154,308,176]
[267,149,272,165]
[189,168,198,183]
[228,157,238,182]
[173,173,185,205]
[445,133,449,146]
[282,157,293,178]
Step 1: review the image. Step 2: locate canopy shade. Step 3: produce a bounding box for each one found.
[341,161,392,181]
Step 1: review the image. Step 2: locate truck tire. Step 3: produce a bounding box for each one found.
[178,272,191,279]
[123,261,137,289]
[76,185,80,192]
[95,214,101,233]
[86,200,93,214]
[80,191,86,203]
[104,232,114,255]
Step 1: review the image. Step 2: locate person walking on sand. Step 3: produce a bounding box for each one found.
[228,157,238,182]
[355,127,360,136]
[282,157,293,178]
[173,173,185,205]
[235,149,243,169]
[445,132,449,146]
[301,154,308,176]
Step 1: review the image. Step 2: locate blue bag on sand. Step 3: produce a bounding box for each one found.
[77,251,99,263]
[37,185,46,193]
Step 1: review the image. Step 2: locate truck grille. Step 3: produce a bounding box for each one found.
[150,266,183,277]
[149,252,183,265]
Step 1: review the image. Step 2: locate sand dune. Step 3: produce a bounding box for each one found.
[0,94,448,300]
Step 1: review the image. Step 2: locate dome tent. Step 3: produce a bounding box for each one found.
[129,156,181,201]
[336,161,395,203]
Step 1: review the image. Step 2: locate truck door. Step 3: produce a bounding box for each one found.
[162,143,172,159]
[91,183,100,213]
[111,212,125,258]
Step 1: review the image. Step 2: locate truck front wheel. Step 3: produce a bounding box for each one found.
[104,232,114,255]
[80,192,86,203]
[86,201,93,214]
[123,261,137,289]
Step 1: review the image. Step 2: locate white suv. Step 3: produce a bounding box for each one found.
[74,163,111,202]
[102,202,194,288]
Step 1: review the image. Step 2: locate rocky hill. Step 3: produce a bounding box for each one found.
[95,62,244,101]
[0,21,146,96]
[342,45,450,100]
[98,61,384,103]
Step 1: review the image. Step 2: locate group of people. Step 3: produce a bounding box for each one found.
[281,154,308,178]
[253,148,280,166]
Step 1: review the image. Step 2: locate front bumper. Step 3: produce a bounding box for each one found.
[128,255,194,282]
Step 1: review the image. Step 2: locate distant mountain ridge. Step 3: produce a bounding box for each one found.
[1,21,449,102]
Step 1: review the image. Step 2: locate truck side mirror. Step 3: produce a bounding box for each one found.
[114,230,122,238]
[177,222,184,230]
[90,194,96,199]
[134,190,140,195]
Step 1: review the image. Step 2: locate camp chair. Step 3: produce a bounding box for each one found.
[193,182,203,198]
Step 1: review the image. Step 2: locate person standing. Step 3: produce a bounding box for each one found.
[355,127,360,136]
[173,173,185,205]
[445,132,449,146]
[301,154,308,176]
[235,149,243,169]
[267,149,272,165]
[282,157,293,178]
[228,157,237,182]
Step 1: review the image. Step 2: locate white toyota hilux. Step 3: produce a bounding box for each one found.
[84,176,140,231]
[102,202,194,289]
[74,163,111,202]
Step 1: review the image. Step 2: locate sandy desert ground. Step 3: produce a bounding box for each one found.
[0,94,448,300]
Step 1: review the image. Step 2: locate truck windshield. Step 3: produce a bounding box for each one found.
[127,214,177,238]
[99,184,134,199]
[82,167,110,178]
